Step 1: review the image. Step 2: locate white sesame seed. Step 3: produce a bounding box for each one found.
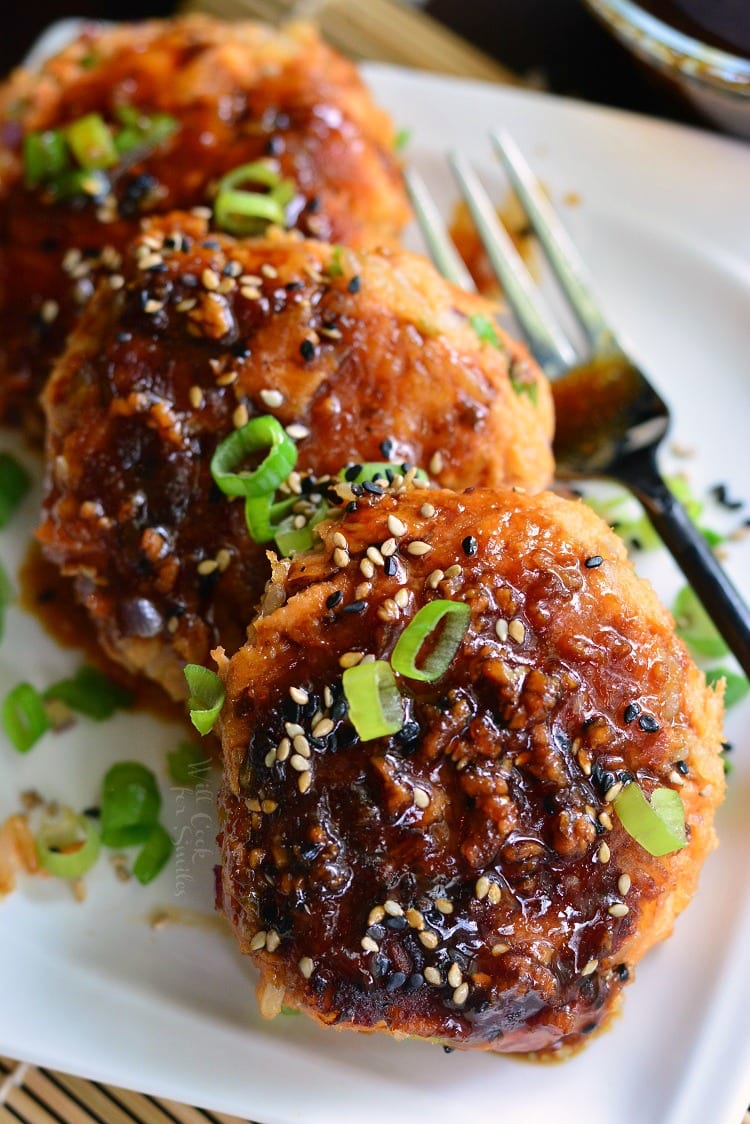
[407,541,432,556]
[581,959,599,977]
[323,687,334,709]
[381,537,397,557]
[109,274,125,291]
[266,929,281,952]
[618,874,632,896]
[298,771,312,794]
[292,734,311,758]
[668,769,686,786]
[339,651,363,668]
[604,782,623,804]
[144,299,164,314]
[491,942,510,956]
[420,503,436,518]
[444,564,462,579]
[197,559,218,576]
[333,547,349,568]
[453,983,469,1006]
[285,722,304,737]
[241,285,261,301]
[333,531,348,550]
[393,588,409,609]
[487,883,502,905]
[260,388,284,408]
[313,718,334,739]
[289,686,309,705]
[435,899,453,915]
[419,930,438,949]
[354,582,371,600]
[609,902,630,918]
[233,404,249,429]
[260,263,278,278]
[366,547,384,567]
[429,451,444,475]
[202,268,220,291]
[383,899,403,917]
[264,749,276,768]
[495,618,509,641]
[405,908,424,930]
[360,558,375,579]
[598,842,611,864]
[599,811,614,831]
[299,956,314,979]
[427,569,444,589]
[261,799,278,814]
[388,515,407,537]
[508,618,526,644]
[368,906,385,926]
[424,966,442,986]
[276,738,291,762]
[361,936,379,953]
[290,754,310,772]
[447,963,463,988]
[216,371,238,386]
[286,424,310,441]
[475,876,490,900]
[413,787,430,809]
[250,931,267,951]
[40,299,59,323]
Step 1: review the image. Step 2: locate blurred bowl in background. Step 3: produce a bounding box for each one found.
[583,0,750,138]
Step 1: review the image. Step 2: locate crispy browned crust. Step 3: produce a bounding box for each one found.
[38,215,553,698]
[217,485,725,1054]
[0,16,410,431]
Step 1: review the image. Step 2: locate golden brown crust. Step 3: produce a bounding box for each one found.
[38,216,552,698]
[0,16,410,430]
[217,485,724,1054]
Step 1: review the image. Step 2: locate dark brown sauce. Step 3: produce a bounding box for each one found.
[638,0,750,58]
[19,542,187,729]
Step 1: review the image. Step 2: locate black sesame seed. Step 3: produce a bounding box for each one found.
[344,464,362,482]
[623,702,641,723]
[363,481,384,495]
[326,590,343,609]
[116,331,132,344]
[615,963,630,981]
[331,697,348,721]
[443,1046,455,1055]
[394,720,420,747]
[201,239,221,250]
[675,759,689,775]
[181,273,199,288]
[710,483,744,511]
[266,136,284,156]
[307,195,321,214]
[582,1021,598,1035]
[347,275,361,294]
[342,600,367,615]
[300,339,316,362]
[350,483,364,497]
[285,280,304,292]
[619,770,635,785]
[383,555,397,577]
[585,555,603,569]
[385,971,406,991]
[385,915,408,931]
[380,438,394,459]
[372,954,390,980]
[591,762,616,797]
[345,501,358,514]
[462,535,478,556]
[366,924,386,941]
[405,973,424,991]
[139,290,152,311]
[638,714,660,733]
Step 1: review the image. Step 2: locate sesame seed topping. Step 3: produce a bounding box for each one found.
[429,451,444,475]
[266,929,281,952]
[260,263,278,278]
[189,386,204,410]
[276,738,291,762]
[366,547,385,567]
[261,799,278,814]
[313,718,334,738]
[407,541,432,556]
[354,582,371,600]
[599,811,614,831]
[347,275,361,294]
[289,686,309,705]
[388,515,407,537]
[618,874,632,895]
[608,902,629,918]
[360,558,376,579]
[361,936,379,953]
[447,963,462,988]
[420,503,436,518]
[260,388,284,408]
[298,771,312,794]
[508,619,526,644]
[444,564,462,579]
[585,555,603,568]
[604,782,623,804]
[424,966,442,986]
[368,906,386,926]
[413,787,430,809]
[339,651,363,668]
[143,299,164,314]
[491,943,509,956]
[475,876,490,900]
[264,749,276,768]
[427,569,444,589]
[332,531,348,549]
[383,899,403,917]
[381,537,397,557]
[487,883,502,905]
[233,404,249,429]
[495,618,509,641]
[598,842,611,864]
[333,547,350,569]
[405,908,424,930]
[300,338,316,362]
[462,535,478,556]
[299,956,314,979]
[241,285,261,301]
[201,268,220,291]
[452,983,469,1006]
[292,735,311,758]
[419,930,438,949]
[639,714,660,733]
[326,590,343,609]
[250,931,267,951]
[197,559,218,576]
[394,588,409,609]
[286,423,310,441]
[290,754,310,772]
[435,898,453,915]
[668,769,686,786]
[285,722,304,737]
[581,959,599,976]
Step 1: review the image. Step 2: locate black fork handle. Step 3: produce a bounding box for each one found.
[617,447,750,679]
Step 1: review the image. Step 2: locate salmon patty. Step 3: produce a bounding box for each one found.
[216,484,724,1054]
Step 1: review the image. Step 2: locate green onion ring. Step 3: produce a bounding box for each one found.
[2,682,49,753]
[391,600,470,683]
[342,660,403,741]
[184,665,225,736]
[66,112,118,170]
[100,761,161,848]
[244,494,298,543]
[23,129,69,186]
[613,780,686,857]
[274,502,330,557]
[211,415,297,499]
[36,811,101,879]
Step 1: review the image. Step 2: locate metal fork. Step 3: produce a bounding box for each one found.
[405,131,750,677]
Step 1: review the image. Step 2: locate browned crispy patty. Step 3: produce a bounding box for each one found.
[216,484,725,1054]
[38,214,553,699]
[0,16,410,433]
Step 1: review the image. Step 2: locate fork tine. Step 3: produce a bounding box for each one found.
[404,170,477,293]
[491,130,615,354]
[447,150,578,377]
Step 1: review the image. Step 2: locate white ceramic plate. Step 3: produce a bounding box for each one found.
[1,28,750,1124]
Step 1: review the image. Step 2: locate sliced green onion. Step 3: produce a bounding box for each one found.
[211,415,297,498]
[23,129,69,186]
[0,453,31,528]
[327,245,345,278]
[66,112,118,170]
[0,560,12,641]
[36,810,101,879]
[51,168,111,201]
[2,683,49,753]
[342,660,403,741]
[167,740,209,786]
[184,664,225,735]
[274,502,330,557]
[469,313,501,349]
[113,106,178,155]
[391,600,470,683]
[511,378,539,406]
[613,780,686,856]
[213,161,296,236]
[133,823,173,885]
[673,585,729,660]
[338,462,430,486]
[394,127,411,152]
[44,665,132,720]
[244,493,298,543]
[705,666,750,709]
[100,761,161,848]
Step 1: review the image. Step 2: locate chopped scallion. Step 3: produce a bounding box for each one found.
[613,780,686,856]
[469,313,501,349]
[342,660,403,741]
[133,823,173,885]
[211,415,297,499]
[66,112,118,169]
[100,761,161,848]
[391,600,470,682]
[167,740,209,786]
[274,502,330,557]
[44,665,132,720]
[23,129,69,186]
[705,666,750,709]
[2,682,49,753]
[213,162,296,236]
[394,127,411,152]
[244,493,298,544]
[511,378,539,405]
[36,810,101,879]
[184,664,225,735]
[114,106,178,155]
[673,585,729,660]
[0,453,31,528]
